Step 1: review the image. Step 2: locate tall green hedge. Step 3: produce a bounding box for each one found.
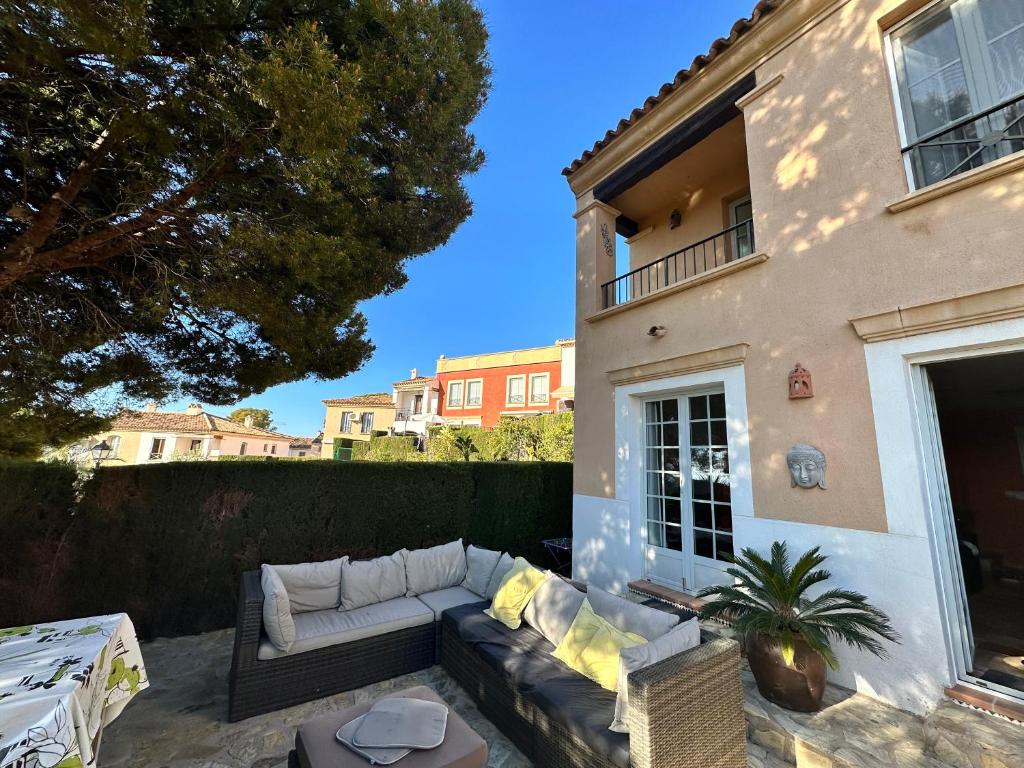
[48,461,572,638]
[0,461,78,626]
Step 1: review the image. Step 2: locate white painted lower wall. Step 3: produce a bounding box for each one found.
[574,489,950,714]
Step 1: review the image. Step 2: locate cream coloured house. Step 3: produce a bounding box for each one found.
[320,393,396,459]
[567,0,1024,716]
[82,403,294,464]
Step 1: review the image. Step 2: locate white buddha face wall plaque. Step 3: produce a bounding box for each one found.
[787,444,826,489]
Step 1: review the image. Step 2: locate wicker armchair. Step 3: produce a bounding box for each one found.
[227,570,436,722]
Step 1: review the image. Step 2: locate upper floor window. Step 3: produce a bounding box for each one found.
[889,0,1024,189]
[149,438,165,460]
[466,379,483,407]
[341,411,353,432]
[360,412,374,433]
[448,381,464,408]
[107,435,121,458]
[529,373,550,405]
[506,375,525,405]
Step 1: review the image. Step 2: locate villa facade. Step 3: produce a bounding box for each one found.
[566,0,1024,716]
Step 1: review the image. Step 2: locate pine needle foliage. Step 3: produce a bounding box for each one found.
[698,541,900,670]
[0,0,491,456]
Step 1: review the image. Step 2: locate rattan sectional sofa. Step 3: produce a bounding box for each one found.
[228,545,747,768]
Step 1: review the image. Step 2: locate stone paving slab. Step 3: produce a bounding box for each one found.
[99,629,1024,768]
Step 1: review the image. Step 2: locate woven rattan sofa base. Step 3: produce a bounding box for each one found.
[228,570,436,722]
[440,610,746,768]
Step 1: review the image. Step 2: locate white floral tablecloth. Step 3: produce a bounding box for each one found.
[0,614,148,768]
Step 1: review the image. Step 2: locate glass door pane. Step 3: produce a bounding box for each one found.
[688,393,733,562]
[644,398,683,555]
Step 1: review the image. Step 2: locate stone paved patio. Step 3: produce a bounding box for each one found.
[100,629,1023,768]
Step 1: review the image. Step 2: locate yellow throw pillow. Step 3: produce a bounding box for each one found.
[484,557,549,629]
[552,600,646,691]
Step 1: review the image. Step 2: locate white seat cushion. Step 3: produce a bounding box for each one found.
[257,597,433,660]
[416,586,486,620]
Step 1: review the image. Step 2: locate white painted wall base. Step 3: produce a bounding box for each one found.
[735,515,949,715]
[572,493,637,594]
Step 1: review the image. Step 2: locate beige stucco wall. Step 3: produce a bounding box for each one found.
[322,404,397,448]
[91,429,143,467]
[571,0,1024,533]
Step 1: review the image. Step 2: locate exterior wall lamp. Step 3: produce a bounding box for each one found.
[90,439,113,468]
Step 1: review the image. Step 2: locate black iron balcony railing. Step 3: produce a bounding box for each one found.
[902,92,1024,189]
[601,219,755,309]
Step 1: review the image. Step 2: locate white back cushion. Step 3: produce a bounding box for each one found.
[405,540,468,596]
[523,576,585,647]
[261,564,296,651]
[587,585,680,640]
[340,551,408,611]
[462,545,502,597]
[271,557,345,613]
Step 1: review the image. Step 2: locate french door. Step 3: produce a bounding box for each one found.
[643,391,734,590]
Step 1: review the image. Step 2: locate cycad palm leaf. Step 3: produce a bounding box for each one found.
[698,541,900,671]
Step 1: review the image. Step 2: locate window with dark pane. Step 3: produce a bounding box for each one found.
[689,392,733,561]
[644,397,683,553]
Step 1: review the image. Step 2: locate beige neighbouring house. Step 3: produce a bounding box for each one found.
[82,403,294,464]
[567,0,1024,717]
[320,393,396,459]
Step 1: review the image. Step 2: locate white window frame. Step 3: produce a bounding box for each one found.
[465,378,483,408]
[884,0,1024,190]
[149,437,166,461]
[341,411,353,433]
[239,441,248,456]
[614,364,753,592]
[447,380,465,409]
[528,373,550,405]
[189,438,203,455]
[107,435,121,458]
[360,412,374,434]
[506,374,526,407]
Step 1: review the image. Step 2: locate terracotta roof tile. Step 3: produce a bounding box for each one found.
[563,0,782,177]
[109,410,293,439]
[392,376,433,387]
[322,392,395,408]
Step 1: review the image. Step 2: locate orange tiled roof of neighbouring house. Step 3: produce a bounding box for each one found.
[562,0,781,176]
[109,410,294,439]
[392,376,433,387]
[321,393,396,408]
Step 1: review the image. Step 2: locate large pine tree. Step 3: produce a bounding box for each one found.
[0,0,489,456]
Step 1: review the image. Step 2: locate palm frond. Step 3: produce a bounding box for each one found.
[698,540,900,670]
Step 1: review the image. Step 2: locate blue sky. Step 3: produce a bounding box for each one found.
[166,0,756,437]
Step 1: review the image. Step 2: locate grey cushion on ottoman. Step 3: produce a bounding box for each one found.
[294,685,487,768]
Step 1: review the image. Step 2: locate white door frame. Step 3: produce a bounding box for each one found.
[863,316,1024,700]
[614,363,754,593]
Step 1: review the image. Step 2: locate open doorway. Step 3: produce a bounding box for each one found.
[928,351,1024,698]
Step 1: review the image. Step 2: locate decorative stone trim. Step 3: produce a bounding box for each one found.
[572,198,620,220]
[586,253,770,323]
[735,73,784,110]
[886,150,1024,213]
[607,343,749,386]
[849,284,1024,342]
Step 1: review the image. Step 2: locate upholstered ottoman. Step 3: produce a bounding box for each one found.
[291,685,488,768]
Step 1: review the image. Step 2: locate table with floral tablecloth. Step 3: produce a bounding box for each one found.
[0,614,148,768]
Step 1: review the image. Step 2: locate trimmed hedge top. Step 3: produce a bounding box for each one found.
[0,460,571,639]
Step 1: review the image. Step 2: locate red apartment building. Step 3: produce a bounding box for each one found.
[436,339,574,428]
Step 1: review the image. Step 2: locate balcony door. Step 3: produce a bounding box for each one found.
[642,391,734,590]
[729,196,754,260]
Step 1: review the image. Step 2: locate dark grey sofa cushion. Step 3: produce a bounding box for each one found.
[525,672,630,768]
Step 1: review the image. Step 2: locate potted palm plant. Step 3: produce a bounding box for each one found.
[698,541,900,712]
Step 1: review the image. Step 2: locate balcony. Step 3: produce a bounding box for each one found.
[602,218,755,309]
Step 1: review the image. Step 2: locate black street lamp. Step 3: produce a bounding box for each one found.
[90,439,113,468]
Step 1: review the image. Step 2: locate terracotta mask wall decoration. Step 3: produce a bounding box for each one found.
[787,444,827,489]
[789,363,813,399]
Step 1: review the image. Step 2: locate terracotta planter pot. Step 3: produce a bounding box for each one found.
[745,633,826,712]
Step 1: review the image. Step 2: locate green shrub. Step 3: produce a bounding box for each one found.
[361,434,422,462]
[0,461,78,625]
[51,461,572,638]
